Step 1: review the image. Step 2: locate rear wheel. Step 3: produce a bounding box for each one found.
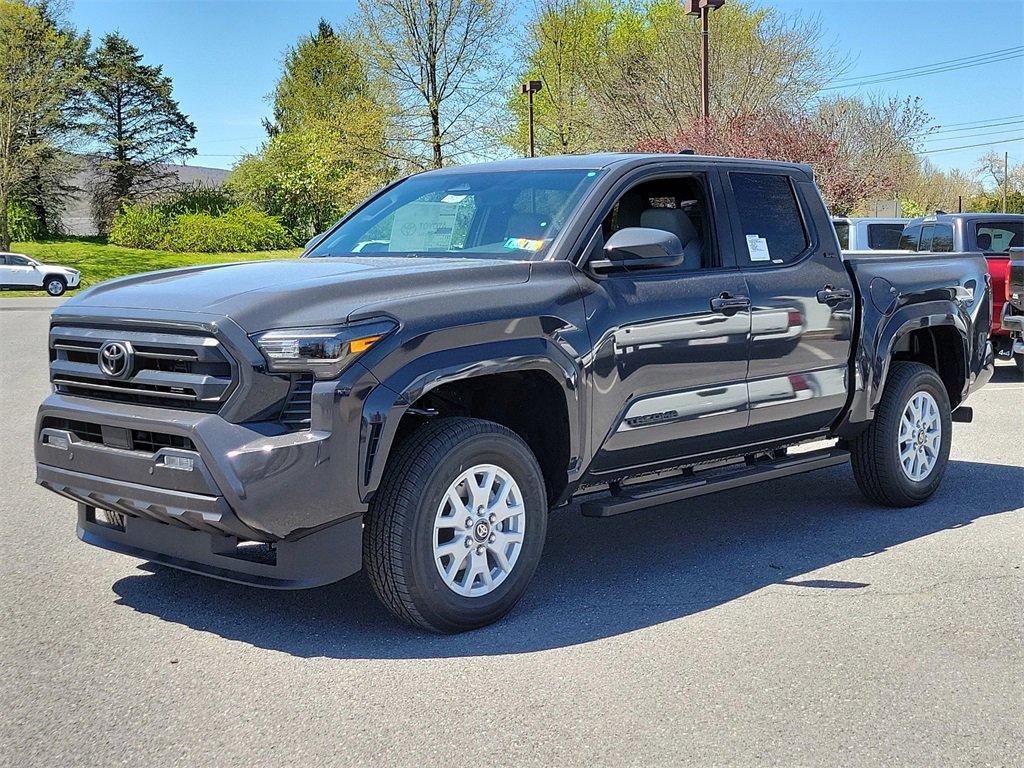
[364,417,547,633]
[850,361,952,507]
[44,276,66,296]
[1014,352,1024,376]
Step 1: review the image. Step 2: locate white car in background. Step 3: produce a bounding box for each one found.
[0,252,80,296]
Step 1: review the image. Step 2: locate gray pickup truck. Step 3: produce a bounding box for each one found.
[35,154,994,632]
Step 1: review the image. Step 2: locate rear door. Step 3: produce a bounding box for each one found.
[722,168,856,443]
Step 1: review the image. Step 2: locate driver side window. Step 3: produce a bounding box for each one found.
[599,174,716,270]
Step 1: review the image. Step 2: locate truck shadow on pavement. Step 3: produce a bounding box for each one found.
[110,459,1024,658]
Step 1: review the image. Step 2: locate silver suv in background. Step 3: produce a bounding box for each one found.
[831,217,909,251]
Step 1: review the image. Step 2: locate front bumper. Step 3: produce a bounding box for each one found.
[35,381,373,587]
[73,502,361,589]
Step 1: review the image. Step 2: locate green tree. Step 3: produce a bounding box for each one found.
[229,21,396,237]
[0,0,87,249]
[359,0,513,168]
[506,0,612,156]
[84,32,196,231]
[508,0,842,153]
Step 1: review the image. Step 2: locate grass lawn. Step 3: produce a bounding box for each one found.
[6,237,303,297]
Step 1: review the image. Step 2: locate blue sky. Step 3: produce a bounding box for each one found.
[69,0,1024,178]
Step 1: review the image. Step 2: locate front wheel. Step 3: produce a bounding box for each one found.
[44,276,67,296]
[364,417,547,633]
[850,361,952,507]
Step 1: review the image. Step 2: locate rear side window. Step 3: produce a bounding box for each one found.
[918,224,935,252]
[833,221,850,249]
[898,224,921,251]
[866,223,903,250]
[974,221,1023,253]
[932,224,954,252]
[730,172,809,265]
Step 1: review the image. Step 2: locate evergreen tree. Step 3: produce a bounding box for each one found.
[84,32,196,231]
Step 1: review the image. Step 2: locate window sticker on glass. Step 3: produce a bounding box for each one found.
[389,201,458,251]
[745,234,771,262]
[503,237,545,252]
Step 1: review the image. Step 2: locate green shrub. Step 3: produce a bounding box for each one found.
[109,205,170,249]
[159,183,235,217]
[158,205,294,253]
[6,200,49,241]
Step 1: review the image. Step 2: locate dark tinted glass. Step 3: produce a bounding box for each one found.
[866,223,904,250]
[833,221,850,249]
[918,224,935,252]
[898,224,921,251]
[932,224,954,252]
[730,173,808,264]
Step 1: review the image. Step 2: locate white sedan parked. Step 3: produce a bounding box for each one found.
[0,252,80,296]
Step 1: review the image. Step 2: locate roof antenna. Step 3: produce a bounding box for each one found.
[677,148,696,155]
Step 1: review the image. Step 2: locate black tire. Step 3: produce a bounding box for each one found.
[44,275,66,296]
[1015,353,1024,376]
[364,417,548,633]
[849,361,952,507]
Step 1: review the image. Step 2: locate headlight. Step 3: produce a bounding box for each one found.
[251,319,396,380]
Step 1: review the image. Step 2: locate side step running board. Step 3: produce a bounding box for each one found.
[580,447,850,518]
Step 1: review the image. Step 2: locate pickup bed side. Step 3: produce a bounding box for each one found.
[837,250,993,434]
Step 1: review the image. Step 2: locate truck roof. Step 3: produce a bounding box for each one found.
[422,153,815,178]
[912,212,1024,224]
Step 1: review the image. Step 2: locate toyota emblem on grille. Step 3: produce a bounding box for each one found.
[98,341,134,379]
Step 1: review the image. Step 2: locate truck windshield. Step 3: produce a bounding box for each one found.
[307,168,602,260]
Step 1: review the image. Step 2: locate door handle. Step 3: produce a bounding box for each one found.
[816,285,852,305]
[710,292,751,314]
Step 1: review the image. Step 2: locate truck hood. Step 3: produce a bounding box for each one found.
[57,256,532,331]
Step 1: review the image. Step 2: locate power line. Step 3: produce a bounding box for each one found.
[923,118,1024,137]
[920,126,1024,144]
[919,136,1024,155]
[930,113,1024,130]
[826,46,1024,84]
[822,49,1024,90]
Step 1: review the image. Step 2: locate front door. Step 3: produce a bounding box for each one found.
[579,170,752,479]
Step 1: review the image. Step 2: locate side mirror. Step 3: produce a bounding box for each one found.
[590,227,684,273]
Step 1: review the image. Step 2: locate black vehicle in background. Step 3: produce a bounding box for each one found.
[35,154,994,632]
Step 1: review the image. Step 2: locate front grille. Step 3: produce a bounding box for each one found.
[42,416,197,453]
[278,375,314,431]
[49,325,235,412]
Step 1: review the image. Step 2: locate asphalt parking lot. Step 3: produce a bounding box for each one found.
[1,297,1022,767]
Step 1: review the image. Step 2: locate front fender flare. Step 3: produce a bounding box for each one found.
[357,338,584,501]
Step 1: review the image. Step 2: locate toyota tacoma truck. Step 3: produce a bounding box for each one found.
[35,154,994,633]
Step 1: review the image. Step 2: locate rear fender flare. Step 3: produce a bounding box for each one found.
[869,300,969,414]
[358,338,584,500]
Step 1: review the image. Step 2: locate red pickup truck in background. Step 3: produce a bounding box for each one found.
[898,213,1024,372]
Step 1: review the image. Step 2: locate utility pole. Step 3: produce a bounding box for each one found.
[685,0,725,122]
[520,80,543,158]
[1003,151,1009,213]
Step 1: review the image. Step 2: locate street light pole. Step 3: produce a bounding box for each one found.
[700,4,710,121]
[685,0,725,123]
[521,80,543,158]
